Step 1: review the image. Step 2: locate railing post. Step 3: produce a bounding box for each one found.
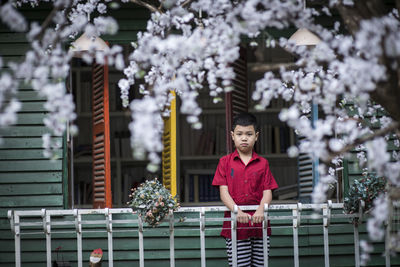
[385,197,391,267]
[200,207,206,267]
[138,215,144,267]
[42,209,52,267]
[169,210,175,267]
[293,203,301,267]
[263,203,269,267]
[105,208,113,267]
[8,210,21,267]
[385,222,391,267]
[354,201,364,267]
[231,205,238,267]
[74,209,82,267]
[354,223,360,267]
[323,201,332,267]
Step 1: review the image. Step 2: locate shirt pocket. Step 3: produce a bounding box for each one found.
[250,170,264,192]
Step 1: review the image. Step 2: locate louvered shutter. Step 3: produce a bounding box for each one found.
[92,62,112,208]
[225,46,248,153]
[162,91,177,197]
[297,103,319,202]
[298,150,313,201]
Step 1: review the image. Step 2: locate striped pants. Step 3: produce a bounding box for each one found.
[226,237,269,267]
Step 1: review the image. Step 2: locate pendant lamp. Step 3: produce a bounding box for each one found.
[70,32,109,56]
[288,28,321,46]
[288,0,321,46]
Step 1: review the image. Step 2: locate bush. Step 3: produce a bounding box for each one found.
[343,173,386,217]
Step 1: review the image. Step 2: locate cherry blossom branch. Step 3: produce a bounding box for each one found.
[49,6,74,50]
[130,0,160,13]
[325,121,400,163]
[33,6,60,41]
[181,0,196,8]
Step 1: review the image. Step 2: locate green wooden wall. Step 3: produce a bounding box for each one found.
[0,3,150,265]
[0,5,61,266]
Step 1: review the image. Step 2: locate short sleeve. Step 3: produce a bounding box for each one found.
[212,157,228,187]
[263,160,278,190]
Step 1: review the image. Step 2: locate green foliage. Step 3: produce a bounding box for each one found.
[343,173,386,216]
[128,178,179,227]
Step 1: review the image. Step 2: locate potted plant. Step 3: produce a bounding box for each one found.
[128,178,180,227]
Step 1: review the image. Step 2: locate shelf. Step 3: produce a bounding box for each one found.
[71,67,124,74]
[180,155,223,161]
[249,108,282,113]
[180,153,292,161]
[179,108,282,116]
[77,111,131,118]
[74,156,148,164]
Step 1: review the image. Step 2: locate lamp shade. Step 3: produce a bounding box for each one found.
[288,28,321,46]
[70,32,109,56]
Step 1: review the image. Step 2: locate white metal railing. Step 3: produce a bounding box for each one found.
[8,201,371,267]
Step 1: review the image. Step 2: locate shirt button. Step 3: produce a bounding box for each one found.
[244,180,247,183]
[245,194,248,196]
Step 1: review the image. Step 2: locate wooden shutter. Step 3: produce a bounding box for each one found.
[297,103,318,202]
[225,46,248,153]
[298,150,313,201]
[162,91,177,197]
[92,62,112,208]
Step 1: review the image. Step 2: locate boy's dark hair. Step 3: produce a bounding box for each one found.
[232,112,259,132]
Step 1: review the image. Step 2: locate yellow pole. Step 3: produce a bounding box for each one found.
[162,91,177,197]
[169,91,177,197]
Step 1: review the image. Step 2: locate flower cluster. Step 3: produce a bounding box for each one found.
[343,173,386,217]
[128,178,179,227]
[120,0,311,169]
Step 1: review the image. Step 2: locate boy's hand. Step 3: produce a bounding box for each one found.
[237,209,251,223]
[252,209,265,224]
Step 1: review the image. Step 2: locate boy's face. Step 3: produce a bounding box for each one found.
[231,125,258,154]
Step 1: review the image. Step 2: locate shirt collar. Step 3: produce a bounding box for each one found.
[232,149,261,162]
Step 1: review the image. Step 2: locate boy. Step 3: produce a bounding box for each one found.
[212,112,278,267]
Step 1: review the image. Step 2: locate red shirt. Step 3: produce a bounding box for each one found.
[212,149,278,240]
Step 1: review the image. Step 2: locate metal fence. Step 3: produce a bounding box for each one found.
[8,201,374,267]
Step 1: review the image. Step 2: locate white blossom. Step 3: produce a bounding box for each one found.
[97,3,107,14]
[94,17,118,35]
[367,194,388,241]
[360,240,373,266]
[0,3,27,32]
[287,146,299,158]
[129,97,164,170]
[0,99,21,126]
[366,138,390,175]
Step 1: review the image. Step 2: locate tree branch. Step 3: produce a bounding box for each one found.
[324,121,400,163]
[397,0,400,14]
[181,0,196,8]
[336,0,387,34]
[130,0,160,13]
[33,6,60,41]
